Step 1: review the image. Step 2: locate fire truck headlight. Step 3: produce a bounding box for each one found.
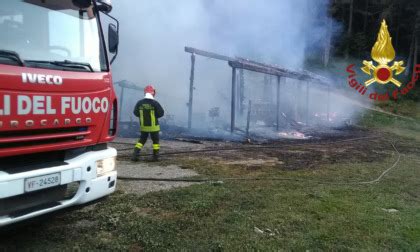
[96,157,116,176]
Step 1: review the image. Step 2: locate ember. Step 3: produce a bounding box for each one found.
[278,131,310,139]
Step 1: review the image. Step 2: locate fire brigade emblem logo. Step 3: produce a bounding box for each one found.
[361,20,405,87]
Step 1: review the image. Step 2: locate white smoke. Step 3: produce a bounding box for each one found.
[111,0,354,128]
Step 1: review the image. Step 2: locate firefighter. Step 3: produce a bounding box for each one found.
[132,85,165,162]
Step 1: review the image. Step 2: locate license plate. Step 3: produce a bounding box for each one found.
[24,173,61,192]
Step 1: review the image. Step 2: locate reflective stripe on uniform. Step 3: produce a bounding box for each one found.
[140,125,160,132]
[139,107,160,132]
[151,110,156,127]
[135,142,144,149]
[139,109,144,127]
[153,144,160,150]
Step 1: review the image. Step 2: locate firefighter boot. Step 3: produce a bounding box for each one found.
[131,148,141,162]
[152,144,160,162]
[152,149,160,162]
[131,142,143,162]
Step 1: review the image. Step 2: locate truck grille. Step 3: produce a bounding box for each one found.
[0,127,90,149]
[0,182,80,218]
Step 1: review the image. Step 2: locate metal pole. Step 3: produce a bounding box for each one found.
[306,82,309,126]
[231,67,237,133]
[276,76,281,131]
[118,86,125,126]
[188,53,196,129]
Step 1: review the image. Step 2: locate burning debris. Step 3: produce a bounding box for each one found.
[110,1,369,148]
[278,131,310,139]
[115,47,360,144]
[184,47,332,135]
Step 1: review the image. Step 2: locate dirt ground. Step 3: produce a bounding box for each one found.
[116,161,200,195]
[111,126,419,190]
[112,126,416,175]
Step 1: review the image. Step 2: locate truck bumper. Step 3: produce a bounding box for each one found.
[0,147,117,227]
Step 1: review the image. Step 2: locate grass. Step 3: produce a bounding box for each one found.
[4,155,420,250]
[359,100,420,140]
[2,108,420,250]
[376,100,420,119]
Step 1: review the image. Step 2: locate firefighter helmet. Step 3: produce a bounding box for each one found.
[144,85,156,96]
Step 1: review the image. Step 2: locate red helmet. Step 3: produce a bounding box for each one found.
[144,85,156,96]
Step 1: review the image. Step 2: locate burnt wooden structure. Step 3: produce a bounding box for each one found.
[185,46,331,132]
[114,80,144,125]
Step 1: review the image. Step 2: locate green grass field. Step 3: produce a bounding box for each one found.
[2,105,420,251]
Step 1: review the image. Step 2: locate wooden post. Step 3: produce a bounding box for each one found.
[231,67,237,133]
[327,84,331,123]
[118,86,125,125]
[276,76,281,131]
[306,82,310,126]
[246,100,252,138]
[294,81,299,122]
[188,53,195,129]
[236,70,241,115]
[239,69,245,116]
[264,75,270,103]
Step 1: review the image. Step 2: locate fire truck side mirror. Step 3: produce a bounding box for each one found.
[108,23,119,54]
[72,0,93,9]
[97,0,113,13]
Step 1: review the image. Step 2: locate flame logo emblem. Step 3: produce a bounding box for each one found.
[361,20,405,87]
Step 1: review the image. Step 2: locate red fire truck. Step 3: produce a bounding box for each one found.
[0,0,119,226]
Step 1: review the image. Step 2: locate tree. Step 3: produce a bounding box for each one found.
[345,0,354,59]
[406,10,420,77]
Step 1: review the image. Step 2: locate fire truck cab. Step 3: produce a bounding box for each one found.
[0,0,119,227]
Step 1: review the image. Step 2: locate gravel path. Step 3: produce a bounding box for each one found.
[116,161,200,195]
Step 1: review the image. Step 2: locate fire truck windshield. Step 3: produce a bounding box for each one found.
[0,0,107,72]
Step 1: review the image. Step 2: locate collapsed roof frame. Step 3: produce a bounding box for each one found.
[185,46,331,133]
[114,80,144,125]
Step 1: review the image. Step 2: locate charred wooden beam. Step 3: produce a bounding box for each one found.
[231,67,237,133]
[239,69,245,116]
[115,80,144,91]
[276,76,281,131]
[114,80,143,125]
[306,82,310,126]
[184,46,333,132]
[185,47,235,62]
[188,53,196,129]
[327,85,331,123]
[236,57,302,80]
[229,60,330,87]
[229,60,285,78]
[246,100,252,138]
[185,46,331,86]
[185,46,331,87]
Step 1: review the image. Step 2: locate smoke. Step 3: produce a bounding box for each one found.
[111,0,359,131]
